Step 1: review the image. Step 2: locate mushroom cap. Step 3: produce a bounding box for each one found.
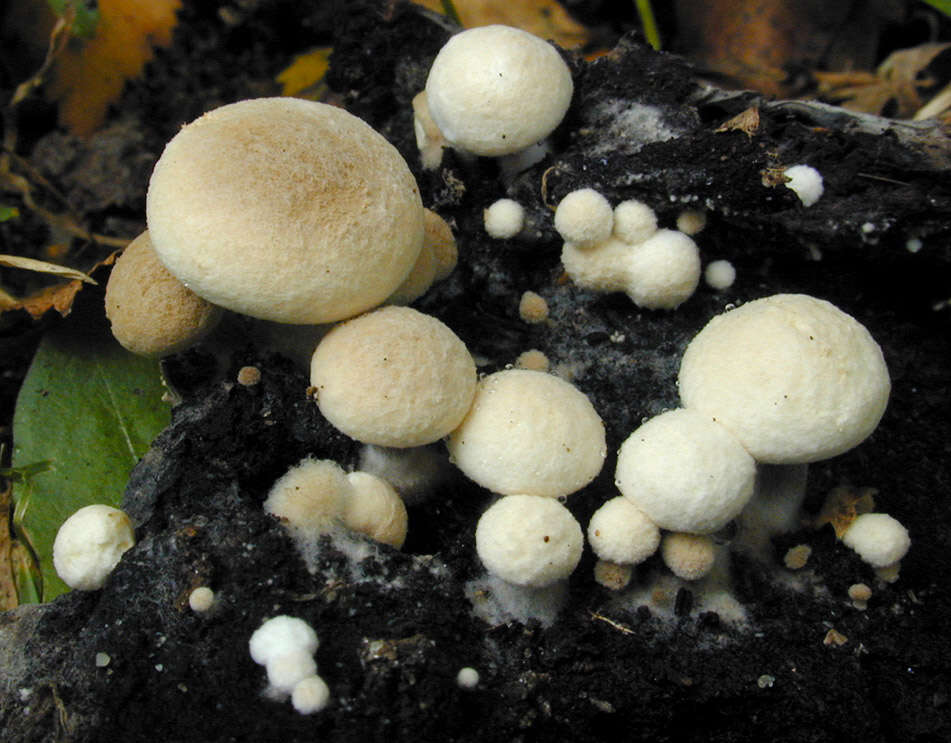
[105,231,222,357]
[448,369,606,499]
[842,512,910,568]
[561,236,633,294]
[425,25,573,156]
[263,458,349,535]
[625,229,701,310]
[249,615,319,666]
[554,188,614,247]
[475,494,584,588]
[52,504,135,591]
[343,471,409,549]
[587,496,661,565]
[484,198,525,239]
[661,532,716,581]
[613,199,657,245]
[678,294,891,464]
[292,675,331,714]
[146,98,424,324]
[311,307,476,448]
[615,408,756,534]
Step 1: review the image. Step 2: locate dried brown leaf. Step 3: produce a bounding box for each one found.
[715,106,761,137]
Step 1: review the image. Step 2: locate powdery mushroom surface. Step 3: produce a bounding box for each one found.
[2,3,951,742]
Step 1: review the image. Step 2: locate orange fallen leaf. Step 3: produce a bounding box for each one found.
[276,47,333,99]
[413,0,590,49]
[46,0,181,138]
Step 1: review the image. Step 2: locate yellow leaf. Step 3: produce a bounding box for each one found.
[0,254,97,283]
[276,47,333,98]
[412,0,590,49]
[47,0,181,138]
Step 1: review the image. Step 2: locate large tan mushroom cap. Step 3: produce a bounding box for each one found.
[678,294,890,464]
[447,369,606,498]
[425,25,573,157]
[146,98,424,324]
[105,231,222,357]
[310,306,476,448]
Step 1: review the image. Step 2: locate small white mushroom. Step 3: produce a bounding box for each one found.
[311,307,476,448]
[613,199,657,245]
[484,198,525,239]
[625,229,701,310]
[52,505,135,591]
[554,188,614,248]
[615,408,756,534]
[587,497,660,565]
[704,259,736,291]
[661,533,716,581]
[292,675,331,714]
[842,512,910,568]
[783,164,824,207]
[425,25,573,157]
[448,369,606,499]
[475,495,583,588]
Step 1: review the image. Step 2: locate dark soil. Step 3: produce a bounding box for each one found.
[1,2,950,742]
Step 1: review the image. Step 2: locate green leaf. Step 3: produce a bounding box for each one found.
[0,205,19,222]
[47,0,100,39]
[11,299,170,601]
[921,0,951,18]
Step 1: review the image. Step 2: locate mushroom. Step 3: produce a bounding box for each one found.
[661,532,717,581]
[841,512,910,569]
[104,231,222,357]
[342,471,409,549]
[146,97,424,324]
[424,25,574,157]
[677,294,890,464]
[447,369,606,499]
[310,306,476,448]
[613,199,658,245]
[587,496,661,566]
[263,458,350,536]
[387,208,457,305]
[475,494,584,588]
[52,504,135,591]
[554,188,614,248]
[615,408,756,534]
[484,198,525,239]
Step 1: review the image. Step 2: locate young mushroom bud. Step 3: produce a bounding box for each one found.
[105,231,222,357]
[263,458,350,537]
[53,504,136,591]
[146,97,424,324]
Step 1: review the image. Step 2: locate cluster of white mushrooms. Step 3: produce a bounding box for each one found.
[50,22,913,713]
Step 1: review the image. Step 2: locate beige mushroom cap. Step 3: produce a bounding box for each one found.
[475,494,583,588]
[105,231,222,357]
[146,98,424,324]
[678,294,890,464]
[447,369,606,499]
[310,307,476,448]
[343,471,409,549]
[263,458,349,535]
[425,25,573,157]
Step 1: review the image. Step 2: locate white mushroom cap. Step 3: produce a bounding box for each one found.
[249,615,319,666]
[554,188,614,248]
[615,408,756,534]
[842,512,910,568]
[704,259,736,291]
[475,494,584,588]
[263,458,349,535]
[292,675,331,714]
[484,198,525,239]
[343,471,409,549]
[661,532,716,581]
[783,164,824,207]
[52,504,135,591]
[105,231,222,357]
[146,98,424,324]
[587,497,661,565]
[447,369,606,499]
[561,236,634,294]
[425,25,573,156]
[613,199,657,245]
[267,650,318,693]
[310,307,476,448]
[678,294,891,464]
[625,229,701,310]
